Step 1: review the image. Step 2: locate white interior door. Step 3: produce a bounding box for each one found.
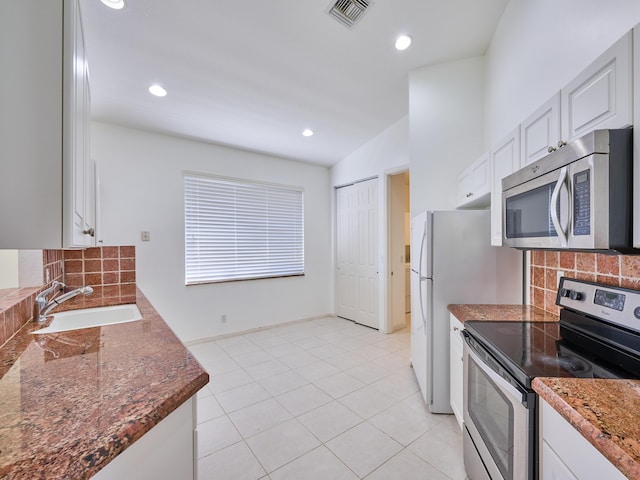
[336,178,379,329]
[336,185,357,320]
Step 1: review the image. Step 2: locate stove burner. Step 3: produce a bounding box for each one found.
[556,353,592,376]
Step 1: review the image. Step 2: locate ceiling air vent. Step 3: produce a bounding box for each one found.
[327,0,372,29]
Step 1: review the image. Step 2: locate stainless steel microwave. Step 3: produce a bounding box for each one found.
[501,129,633,252]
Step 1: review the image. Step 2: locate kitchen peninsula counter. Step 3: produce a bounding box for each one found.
[534,377,640,479]
[0,289,209,479]
[447,303,559,322]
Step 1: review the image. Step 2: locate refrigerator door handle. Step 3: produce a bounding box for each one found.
[418,224,427,333]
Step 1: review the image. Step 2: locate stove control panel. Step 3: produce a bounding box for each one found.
[557,277,640,333]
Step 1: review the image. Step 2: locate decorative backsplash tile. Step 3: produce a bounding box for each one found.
[60,246,136,311]
[530,251,640,315]
[0,246,136,349]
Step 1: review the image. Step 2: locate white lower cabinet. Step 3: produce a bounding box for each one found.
[449,314,464,429]
[92,396,198,480]
[539,398,626,480]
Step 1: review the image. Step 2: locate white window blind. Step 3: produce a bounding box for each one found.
[184,173,304,284]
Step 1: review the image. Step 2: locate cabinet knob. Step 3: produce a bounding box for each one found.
[547,146,557,153]
[557,140,567,149]
[83,228,95,237]
[466,192,473,198]
[453,326,459,331]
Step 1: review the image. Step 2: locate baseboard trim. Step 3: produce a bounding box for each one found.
[184,313,338,346]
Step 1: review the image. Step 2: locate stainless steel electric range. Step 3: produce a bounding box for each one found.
[461,277,640,480]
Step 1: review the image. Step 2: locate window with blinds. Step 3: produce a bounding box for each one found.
[184,173,304,285]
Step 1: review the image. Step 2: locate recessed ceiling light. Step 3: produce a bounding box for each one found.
[100,0,125,10]
[302,129,314,137]
[148,84,167,97]
[395,34,412,51]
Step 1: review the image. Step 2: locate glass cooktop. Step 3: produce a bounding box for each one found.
[464,320,632,388]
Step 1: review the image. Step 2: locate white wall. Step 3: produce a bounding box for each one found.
[486,0,640,146]
[92,122,332,343]
[331,116,409,187]
[330,116,410,332]
[409,56,485,215]
[0,250,18,289]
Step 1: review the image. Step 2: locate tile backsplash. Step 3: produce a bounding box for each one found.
[0,246,136,349]
[530,251,640,315]
[61,246,136,310]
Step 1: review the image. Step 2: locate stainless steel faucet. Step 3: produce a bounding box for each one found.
[35,281,94,323]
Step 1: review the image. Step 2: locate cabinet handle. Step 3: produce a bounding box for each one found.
[83,228,95,237]
[547,146,556,153]
[466,192,473,198]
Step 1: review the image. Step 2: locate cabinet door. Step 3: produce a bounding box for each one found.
[92,397,197,480]
[449,314,464,429]
[540,399,627,480]
[63,0,95,247]
[471,153,490,198]
[456,169,473,207]
[490,128,521,246]
[541,441,578,480]
[0,0,64,248]
[521,93,560,166]
[457,152,490,209]
[561,31,632,142]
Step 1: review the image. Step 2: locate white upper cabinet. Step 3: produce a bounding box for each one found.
[490,128,521,246]
[64,0,95,247]
[457,152,491,209]
[0,0,94,249]
[561,31,633,142]
[490,30,633,248]
[520,93,561,166]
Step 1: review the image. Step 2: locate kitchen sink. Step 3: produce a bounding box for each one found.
[31,304,142,334]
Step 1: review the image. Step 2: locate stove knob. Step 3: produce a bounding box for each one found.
[569,290,583,301]
[560,288,570,298]
[634,307,640,319]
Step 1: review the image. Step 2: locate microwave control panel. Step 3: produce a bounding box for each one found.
[572,169,590,236]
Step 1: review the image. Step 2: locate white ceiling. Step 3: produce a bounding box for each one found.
[80,0,508,167]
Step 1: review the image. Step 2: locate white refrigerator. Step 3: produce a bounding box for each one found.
[410,210,522,413]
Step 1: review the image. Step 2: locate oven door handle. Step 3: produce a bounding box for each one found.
[463,332,529,407]
[550,166,569,247]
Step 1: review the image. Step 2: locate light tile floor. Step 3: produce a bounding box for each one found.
[189,316,467,480]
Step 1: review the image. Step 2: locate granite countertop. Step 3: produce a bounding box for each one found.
[0,290,209,479]
[447,303,559,322]
[534,378,640,479]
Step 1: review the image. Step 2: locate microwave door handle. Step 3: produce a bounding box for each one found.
[550,166,568,247]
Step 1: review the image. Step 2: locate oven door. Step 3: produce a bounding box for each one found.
[462,331,535,480]
[502,154,605,250]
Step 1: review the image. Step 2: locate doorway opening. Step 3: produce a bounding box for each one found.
[387,171,410,332]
